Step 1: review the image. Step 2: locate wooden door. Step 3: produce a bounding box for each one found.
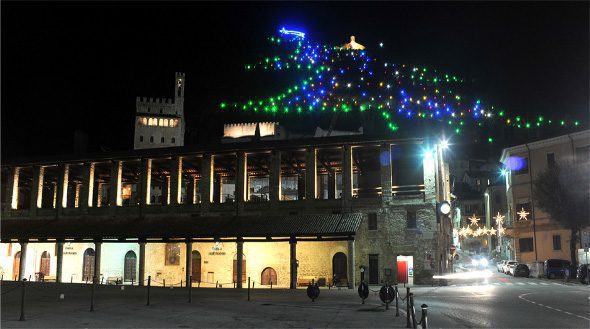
[191,251,201,282]
[261,267,277,285]
[369,254,379,284]
[233,259,246,283]
[82,248,95,281]
[332,252,348,285]
[13,251,21,280]
[40,251,50,276]
[124,251,137,282]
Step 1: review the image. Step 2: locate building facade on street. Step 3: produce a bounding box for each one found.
[134,72,186,150]
[500,129,590,266]
[1,135,452,287]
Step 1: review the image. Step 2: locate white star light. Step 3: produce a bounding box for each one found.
[517,207,530,221]
[494,212,505,225]
[469,214,480,226]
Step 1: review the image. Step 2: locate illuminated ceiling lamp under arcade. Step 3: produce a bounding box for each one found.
[220,27,584,138]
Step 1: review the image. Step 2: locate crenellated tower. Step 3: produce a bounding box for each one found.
[134,72,186,150]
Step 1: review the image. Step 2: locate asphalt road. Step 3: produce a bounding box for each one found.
[1,270,588,328]
[416,268,590,328]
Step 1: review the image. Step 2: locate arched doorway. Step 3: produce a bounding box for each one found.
[13,251,21,280]
[123,251,137,282]
[260,267,277,286]
[82,248,95,282]
[332,252,348,286]
[39,251,50,277]
[233,253,246,283]
[191,251,201,282]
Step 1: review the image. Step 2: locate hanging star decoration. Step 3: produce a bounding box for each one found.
[469,214,480,225]
[488,227,497,235]
[517,207,530,221]
[498,226,506,236]
[494,212,505,225]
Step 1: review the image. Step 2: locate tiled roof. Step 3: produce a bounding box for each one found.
[1,213,363,241]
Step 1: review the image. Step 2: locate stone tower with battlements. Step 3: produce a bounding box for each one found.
[134,72,185,149]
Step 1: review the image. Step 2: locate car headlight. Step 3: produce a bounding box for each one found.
[480,259,488,267]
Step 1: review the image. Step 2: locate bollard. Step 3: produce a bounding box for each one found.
[247,277,251,301]
[234,281,236,289]
[163,279,166,287]
[252,281,255,289]
[131,278,134,286]
[90,276,96,312]
[406,287,411,328]
[188,276,192,303]
[270,281,272,289]
[198,280,201,288]
[420,304,428,329]
[19,279,26,321]
[28,275,31,282]
[395,285,399,317]
[146,276,151,306]
[180,280,183,288]
[1,274,3,282]
[216,280,218,288]
[100,277,104,285]
[15,275,17,281]
[71,276,73,283]
[410,294,416,329]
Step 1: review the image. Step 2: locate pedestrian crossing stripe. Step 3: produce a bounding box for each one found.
[540,283,549,285]
[517,282,525,285]
[528,282,537,285]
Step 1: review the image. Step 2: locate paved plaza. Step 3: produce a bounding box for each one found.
[1,281,418,328]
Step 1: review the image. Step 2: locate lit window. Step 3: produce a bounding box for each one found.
[163,119,169,127]
[158,119,164,126]
[141,117,147,126]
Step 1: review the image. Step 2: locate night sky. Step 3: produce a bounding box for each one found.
[2,2,588,159]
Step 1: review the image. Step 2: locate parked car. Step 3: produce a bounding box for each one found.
[577,264,589,284]
[497,260,507,272]
[544,259,572,279]
[507,262,518,276]
[503,260,517,274]
[513,264,530,277]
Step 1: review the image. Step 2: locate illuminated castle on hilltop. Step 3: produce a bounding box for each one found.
[134,72,185,150]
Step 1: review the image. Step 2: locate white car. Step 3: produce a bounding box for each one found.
[503,260,517,274]
[497,260,507,272]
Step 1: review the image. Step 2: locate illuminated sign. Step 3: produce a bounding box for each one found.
[279,27,305,39]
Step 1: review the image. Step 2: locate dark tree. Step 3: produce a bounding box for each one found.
[533,161,590,268]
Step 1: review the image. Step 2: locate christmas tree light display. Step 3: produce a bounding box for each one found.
[220,27,584,137]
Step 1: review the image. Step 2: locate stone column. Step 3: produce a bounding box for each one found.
[185,239,192,286]
[139,159,151,207]
[236,239,244,288]
[18,241,27,281]
[328,171,336,200]
[236,152,247,205]
[347,240,355,289]
[289,237,297,289]
[80,163,94,210]
[201,154,212,211]
[138,241,146,286]
[94,240,102,283]
[109,161,122,208]
[29,166,43,215]
[269,150,281,203]
[8,167,20,210]
[305,148,317,201]
[57,164,69,210]
[170,157,182,205]
[380,143,392,202]
[342,145,353,204]
[56,241,64,283]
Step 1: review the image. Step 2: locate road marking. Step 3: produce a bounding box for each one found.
[518,293,590,321]
[540,283,549,285]
[528,282,537,285]
[517,282,525,285]
[505,282,513,285]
